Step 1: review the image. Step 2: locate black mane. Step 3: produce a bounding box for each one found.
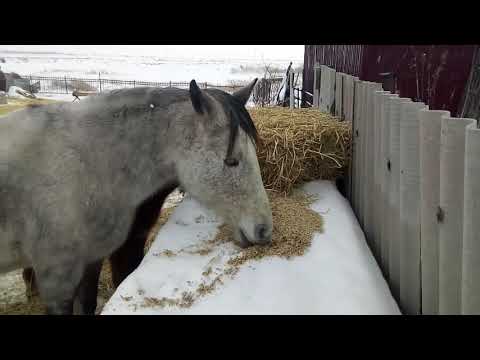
[206,89,258,145]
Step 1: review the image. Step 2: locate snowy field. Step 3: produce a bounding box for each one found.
[0,46,303,85]
[102,181,400,315]
[1,45,303,104]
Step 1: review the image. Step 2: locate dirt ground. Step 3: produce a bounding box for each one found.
[0,97,58,116]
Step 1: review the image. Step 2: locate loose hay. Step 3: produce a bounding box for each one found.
[138,189,324,310]
[225,190,323,267]
[250,107,351,195]
[0,295,46,315]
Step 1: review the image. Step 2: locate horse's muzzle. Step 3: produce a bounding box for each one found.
[237,225,272,248]
[254,224,272,244]
[238,230,253,248]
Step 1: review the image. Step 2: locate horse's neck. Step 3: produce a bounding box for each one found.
[123,119,180,200]
[73,100,181,203]
[83,93,200,196]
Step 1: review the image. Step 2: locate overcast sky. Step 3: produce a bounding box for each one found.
[0,45,304,61]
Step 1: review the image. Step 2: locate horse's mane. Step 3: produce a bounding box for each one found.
[206,89,258,146]
[102,87,258,157]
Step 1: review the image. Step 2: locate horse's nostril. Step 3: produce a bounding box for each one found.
[255,224,270,243]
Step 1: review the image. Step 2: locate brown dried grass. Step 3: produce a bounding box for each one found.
[138,190,324,310]
[250,107,351,195]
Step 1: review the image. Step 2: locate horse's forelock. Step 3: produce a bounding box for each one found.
[206,89,258,145]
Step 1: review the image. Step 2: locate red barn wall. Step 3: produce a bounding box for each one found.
[360,45,476,116]
[302,45,476,116]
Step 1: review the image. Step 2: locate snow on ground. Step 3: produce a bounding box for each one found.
[7,86,25,98]
[102,180,401,315]
[1,47,301,105]
[0,48,301,85]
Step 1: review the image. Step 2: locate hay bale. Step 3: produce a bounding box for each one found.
[249,107,352,195]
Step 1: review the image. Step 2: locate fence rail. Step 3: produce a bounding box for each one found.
[312,64,480,315]
[20,75,243,95]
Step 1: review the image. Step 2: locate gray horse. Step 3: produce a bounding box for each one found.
[0,79,272,315]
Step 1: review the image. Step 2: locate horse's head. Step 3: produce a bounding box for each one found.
[175,79,272,248]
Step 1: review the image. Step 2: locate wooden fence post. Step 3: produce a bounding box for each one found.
[320,65,326,111]
[319,66,336,114]
[313,63,320,108]
[387,96,412,301]
[398,101,427,315]
[344,75,358,122]
[363,82,382,248]
[357,81,367,226]
[329,67,336,114]
[379,92,398,277]
[351,79,362,216]
[343,76,350,121]
[419,109,451,315]
[348,76,359,203]
[462,121,480,314]
[373,90,391,259]
[335,73,345,119]
[439,116,477,314]
[360,81,371,240]
[344,75,356,202]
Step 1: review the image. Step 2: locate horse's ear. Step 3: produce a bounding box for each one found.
[189,79,210,115]
[232,78,258,106]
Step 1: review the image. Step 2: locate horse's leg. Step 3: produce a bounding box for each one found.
[34,261,85,315]
[28,186,177,311]
[73,260,103,315]
[109,185,177,288]
[22,267,39,299]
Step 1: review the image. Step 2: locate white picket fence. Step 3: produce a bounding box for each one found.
[312,63,480,315]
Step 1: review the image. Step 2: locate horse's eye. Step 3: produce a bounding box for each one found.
[224,158,239,167]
